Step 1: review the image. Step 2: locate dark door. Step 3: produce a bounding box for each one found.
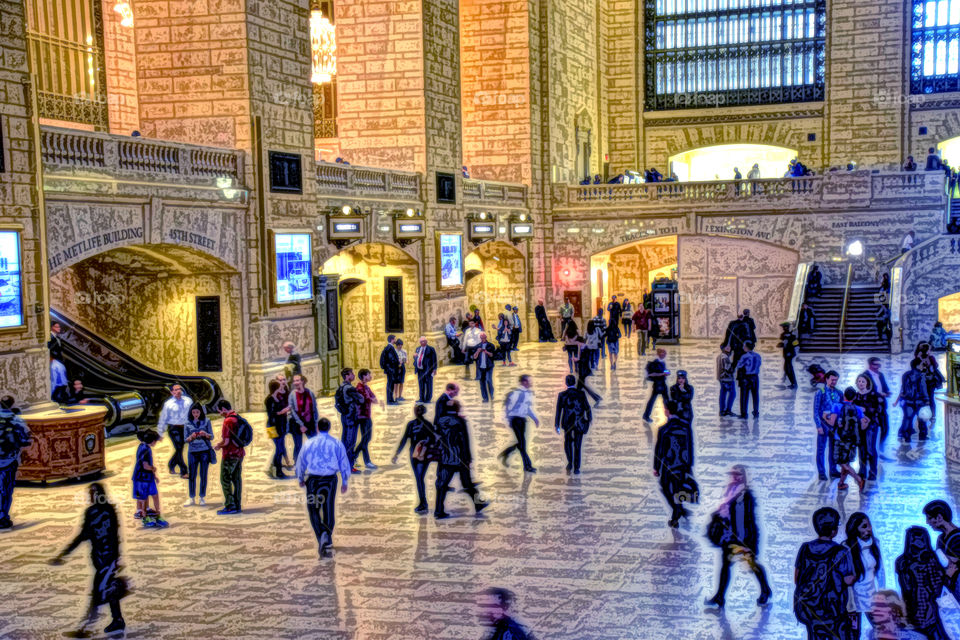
[564,290,583,319]
[196,296,222,372]
[385,276,404,333]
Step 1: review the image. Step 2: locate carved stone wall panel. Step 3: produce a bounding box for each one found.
[246,317,316,366]
[45,201,145,274]
[0,349,48,406]
[156,204,244,271]
[738,276,795,337]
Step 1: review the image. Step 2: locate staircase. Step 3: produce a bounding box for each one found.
[841,286,891,353]
[799,286,843,352]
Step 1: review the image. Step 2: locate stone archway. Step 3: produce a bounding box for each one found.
[321,243,421,372]
[465,241,527,342]
[668,143,797,182]
[48,243,245,405]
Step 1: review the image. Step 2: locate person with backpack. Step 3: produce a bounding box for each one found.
[778,322,799,389]
[830,387,867,492]
[896,358,930,443]
[335,368,365,473]
[132,430,168,528]
[895,527,950,639]
[498,374,540,474]
[794,507,856,640]
[0,400,30,530]
[433,400,489,519]
[214,399,249,515]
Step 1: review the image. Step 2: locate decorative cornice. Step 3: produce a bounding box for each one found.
[643,107,824,127]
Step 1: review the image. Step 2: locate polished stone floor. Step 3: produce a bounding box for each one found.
[2,338,960,639]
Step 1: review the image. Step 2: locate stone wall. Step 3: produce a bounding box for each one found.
[102,0,139,135]
[334,0,426,171]
[459,0,531,185]
[603,0,639,176]
[0,0,48,404]
[134,0,251,150]
[464,241,528,343]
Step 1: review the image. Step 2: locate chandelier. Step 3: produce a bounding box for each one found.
[311,10,336,84]
[113,1,133,27]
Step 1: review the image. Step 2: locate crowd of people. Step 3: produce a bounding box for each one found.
[1,286,958,639]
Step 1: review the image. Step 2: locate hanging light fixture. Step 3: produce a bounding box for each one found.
[114,1,134,27]
[311,10,336,84]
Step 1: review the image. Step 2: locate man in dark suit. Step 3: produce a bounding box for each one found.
[48,321,64,362]
[434,382,459,422]
[412,336,437,403]
[863,357,892,445]
[473,333,496,402]
[555,374,592,474]
[334,368,365,471]
[607,295,622,328]
[741,309,757,343]
[379,335,401,405]
[434,401,488,519]
[653,400,695,528]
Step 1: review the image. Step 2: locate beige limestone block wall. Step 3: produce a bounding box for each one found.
[134,0,252,150]
[603,0,640,175]
[48,256,245,407]
[102,0,139,135]
[0,0,49,404]
[335,0,427,171]
[459,0,532,185]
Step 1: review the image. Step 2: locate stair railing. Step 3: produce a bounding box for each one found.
[786,262,812,327]
[838,263,854,352]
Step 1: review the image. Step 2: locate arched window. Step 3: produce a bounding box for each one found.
[644,0,825,110]
[911,0,960,94]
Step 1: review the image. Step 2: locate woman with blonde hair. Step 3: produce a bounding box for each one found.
[705,464,772,608]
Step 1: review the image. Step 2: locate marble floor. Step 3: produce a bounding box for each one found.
[2,339,960,639]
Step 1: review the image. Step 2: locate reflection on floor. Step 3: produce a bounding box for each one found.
[2,339,960,639]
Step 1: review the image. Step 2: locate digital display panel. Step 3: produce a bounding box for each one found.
[438,233,463,288]
[399,223,422,233]
[274,233,312,304]
[0,231,22,328]
[333,222,360,233]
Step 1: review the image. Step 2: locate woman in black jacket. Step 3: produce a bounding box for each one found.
[706,465,772,608]
[669,370,695,423]
[392,403,438,514]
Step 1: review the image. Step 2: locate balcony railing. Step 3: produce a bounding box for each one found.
[316,162,421,202]
[463,178,527,208]
[41,126,244,184]
[564,171,945,210]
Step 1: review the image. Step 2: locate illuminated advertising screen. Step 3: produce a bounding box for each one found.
[0,231,22,328]
[274,233,312,304]
[438,233,463,288]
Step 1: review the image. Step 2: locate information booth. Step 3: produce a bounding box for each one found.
[651,278,680,344]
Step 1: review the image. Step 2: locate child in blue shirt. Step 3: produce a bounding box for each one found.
[133,430,167,528]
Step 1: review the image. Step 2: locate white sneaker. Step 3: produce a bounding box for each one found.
[198,497,206,506]
[183,498,195,507]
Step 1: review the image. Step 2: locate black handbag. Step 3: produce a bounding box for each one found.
[706,512,733,548]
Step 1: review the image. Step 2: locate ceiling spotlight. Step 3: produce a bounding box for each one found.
[341,205,352,215]
[406,208,415,217]
[519,213,527,221]
[479,212,487,220]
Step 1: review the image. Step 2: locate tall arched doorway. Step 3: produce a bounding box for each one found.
[465,241,527,341]
[48,244,245,407]
[321,243,421,372]
[668,143,798,181]
[939,292,960,332]
[590,236,677,316]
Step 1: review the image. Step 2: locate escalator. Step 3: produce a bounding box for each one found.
[51,310,222,428]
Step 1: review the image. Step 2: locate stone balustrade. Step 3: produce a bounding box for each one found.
[565,171,946,212]
[41,126,244,184]
[315,161,421,202]
[462,178,528,208]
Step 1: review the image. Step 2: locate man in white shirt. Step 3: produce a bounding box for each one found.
[157,384,193,477]
[499,375,540,473]
[295,418,351,558]
[462,319,483,378]
[444,316,464,363]
[50,357,69,404]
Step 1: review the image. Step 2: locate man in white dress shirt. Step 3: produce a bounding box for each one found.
[157,384,192,478]
[295,417,351,558]
[462,319,483,378]
[498,375,540,473]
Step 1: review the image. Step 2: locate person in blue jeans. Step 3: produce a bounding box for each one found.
[813,371,843,481]
[643,348,670,422]
[897,358,930,443]
[716,346,736,416]
[183,403,214,506]
[735,342,762,418]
